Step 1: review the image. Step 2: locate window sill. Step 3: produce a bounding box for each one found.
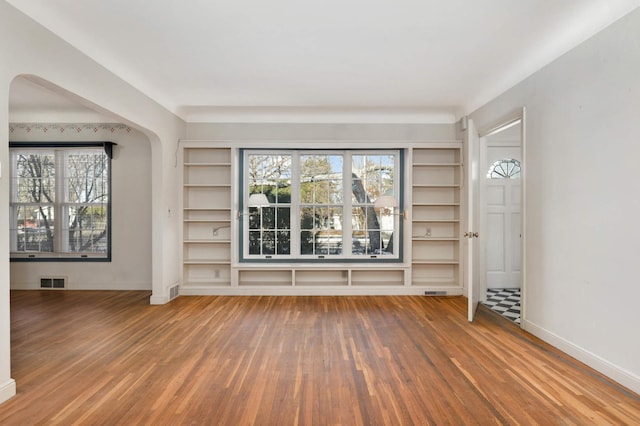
[11,254,111,262]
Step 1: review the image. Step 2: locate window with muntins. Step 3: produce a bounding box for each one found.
[241,149,402,261]
[9,142,114,261]
[487,158,521,179]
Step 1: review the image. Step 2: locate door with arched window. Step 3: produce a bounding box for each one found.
[485,151,521,290]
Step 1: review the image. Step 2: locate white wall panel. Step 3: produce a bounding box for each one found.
[486,213,505,272]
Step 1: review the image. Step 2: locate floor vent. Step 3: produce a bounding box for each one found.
[169,285,179,300]
[40,277,66,289]
[424,291,447,296]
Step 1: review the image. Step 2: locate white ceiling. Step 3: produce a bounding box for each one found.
[7,0,640,123]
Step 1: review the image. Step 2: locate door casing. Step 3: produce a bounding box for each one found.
[467,108,527,327]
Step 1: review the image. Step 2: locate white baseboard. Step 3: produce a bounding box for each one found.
[0,378,16,404]
[10,282,151,290]
[178,286,464,296]
[524,320,640,395]
[149,294,169,305]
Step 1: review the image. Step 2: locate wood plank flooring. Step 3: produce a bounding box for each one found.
[1,291,639,425]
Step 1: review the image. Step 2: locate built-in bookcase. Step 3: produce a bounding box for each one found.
[410,148,462,290]
[180,142,463,295]
[181,146,233,289]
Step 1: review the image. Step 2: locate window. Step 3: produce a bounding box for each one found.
[9,142,114,261]
[242,150,402,261]
[247,153,292,256]
[487,158,521,179]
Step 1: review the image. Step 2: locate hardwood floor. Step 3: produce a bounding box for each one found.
[1,291,639,425]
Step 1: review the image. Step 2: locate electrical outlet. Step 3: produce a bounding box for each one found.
[214,269,220,279]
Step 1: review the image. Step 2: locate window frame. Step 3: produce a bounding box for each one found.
[240,148,404,263]
[9,141,115,262]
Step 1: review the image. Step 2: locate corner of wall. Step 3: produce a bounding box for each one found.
[149,294,169,305]
[0,378,16,405]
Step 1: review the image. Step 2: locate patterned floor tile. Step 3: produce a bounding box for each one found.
[483,288,520,324]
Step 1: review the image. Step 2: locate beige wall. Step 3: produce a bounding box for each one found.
[9,124,152,290]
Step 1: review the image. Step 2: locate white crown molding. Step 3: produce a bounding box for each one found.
[178,106,457,124]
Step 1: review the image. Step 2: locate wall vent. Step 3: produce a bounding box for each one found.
[169,284,179,300]
[424,291,447,296]
[40,276,67,289]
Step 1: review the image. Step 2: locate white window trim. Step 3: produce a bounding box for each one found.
[241,149,402,262]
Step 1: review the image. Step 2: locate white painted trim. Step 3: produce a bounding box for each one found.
[524,320,640,395]
[232,263,412,270]
[180,140,462,149]
[478,136,487,303]
[149,294,169,305]
[10,281,152,291]
[0,378,16,404]
[519,107,527,327]
[177,106,457,124]
[179,286,464,297]
[477,109,523,138]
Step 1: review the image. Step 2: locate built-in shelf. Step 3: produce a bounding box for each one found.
[183,184,231,188]
[412,203,461,206]
[179,142,464,295]
[184,162,231,166]
[231,266,410,289]
[412,259,460,265]
[184,207,229,210]
[413,163,461,167]
[182,146,233,288]
[184,219,231,222]
[184,239,231,244]
[411,237,459,241]
[411,147,463,288]
[184,259,232,265]
[413,184,461,188]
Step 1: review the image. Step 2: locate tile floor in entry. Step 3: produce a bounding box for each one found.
[483,288,521,324]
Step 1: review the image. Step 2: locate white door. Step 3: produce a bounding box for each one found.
[465,119,481,321]
[485,146,521,289]
[475,111,527,326]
